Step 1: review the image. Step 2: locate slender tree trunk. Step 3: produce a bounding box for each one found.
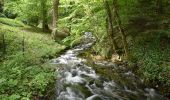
[22,36,25,56]
[104,0,117,57]
[112,0,130,60]
[156,0,163,14]
[0,0,4,13]
[68,2,73,33]
[52,0,59,40]
[41,0,49,32]
[68,18,72,33]
[2,34,6,55]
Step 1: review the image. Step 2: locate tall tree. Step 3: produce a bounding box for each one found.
[112,0,130,60]
[104,0,117,58]
[52,0,60,40]
[41,0,49,31]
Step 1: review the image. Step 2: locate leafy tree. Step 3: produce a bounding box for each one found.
[3,0,51,31]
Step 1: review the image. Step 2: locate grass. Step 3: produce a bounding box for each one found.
[0,18,66,99]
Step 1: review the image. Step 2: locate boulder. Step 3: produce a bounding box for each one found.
[52,28,70,39]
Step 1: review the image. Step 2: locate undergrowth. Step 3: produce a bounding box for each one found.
[0,18,25,27]
[0,18,66,99]
[131,31,170,96]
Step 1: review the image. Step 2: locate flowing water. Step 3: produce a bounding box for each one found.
[50,33,168,100]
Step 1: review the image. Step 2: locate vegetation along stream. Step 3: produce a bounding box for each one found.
[1,0,170,99]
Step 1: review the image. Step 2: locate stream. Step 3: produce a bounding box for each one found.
[50,32,168,100]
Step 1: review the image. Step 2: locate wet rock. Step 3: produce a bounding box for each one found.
[71,84,93,98]
[94,80,103,88]
[72,70,77,77]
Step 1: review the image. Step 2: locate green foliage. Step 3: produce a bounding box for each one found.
[3,0,52,26]
[0,13,6,17]
[59,0,108,52]
[131,32,170,95]
[0,18,25,27]
[1,0,170,97]
[0,55,55,99]
[0,21,66,99]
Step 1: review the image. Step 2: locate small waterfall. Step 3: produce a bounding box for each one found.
[50,32,168,100]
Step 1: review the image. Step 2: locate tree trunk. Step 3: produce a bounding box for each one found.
[52,0,59,40]
[68,2,73,33]
[156,0,163,14]
[41,0,49,32]
[0,0,4,13]
[104,0,117,58]
[112,0,130,60]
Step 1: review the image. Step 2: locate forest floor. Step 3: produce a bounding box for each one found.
[130,30,170,97]
[0,18,66,99]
